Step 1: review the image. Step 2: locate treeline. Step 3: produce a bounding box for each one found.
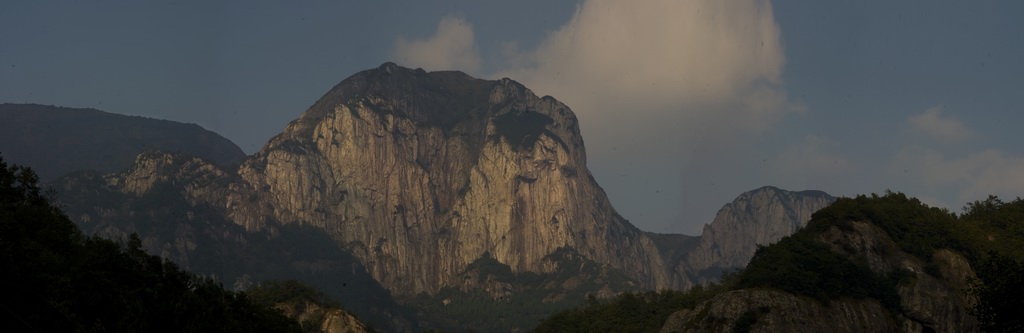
[532,285,728,333]
[409,248,642,332]
[0,156,301,332]
[532,192,1024,332]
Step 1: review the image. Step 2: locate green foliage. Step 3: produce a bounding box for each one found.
[957,197,1024,332]
[247,279,374,333]
[529,192,1024,332]
[408,247,642,332]
[733,232,903,310]
[960,196,1024,260]
[969,253,1024,333]
[55,168,413,331]
[532,285,728,333]
[0,155,301,332]
[247,279,342,309]
[806,191,965,262]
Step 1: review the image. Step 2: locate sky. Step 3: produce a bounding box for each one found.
[2,1,1023,235]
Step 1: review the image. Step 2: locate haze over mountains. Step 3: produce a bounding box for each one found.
[0,103,246,180]
[1,63,846,332]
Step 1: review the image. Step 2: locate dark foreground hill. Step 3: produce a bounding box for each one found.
[0,156,303,332]
[534,192,1024,333]
[0,103,245,180]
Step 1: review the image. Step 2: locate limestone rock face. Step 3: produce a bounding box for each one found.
[231,63,669,296]
[667,186,834,287]
[818,222,979,332]
[320,309,370,333]
[274,300,369,333]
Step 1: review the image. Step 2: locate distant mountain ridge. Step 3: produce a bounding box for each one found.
[0,103,245,180]
[671,186,836,286]
[45,63,837,332]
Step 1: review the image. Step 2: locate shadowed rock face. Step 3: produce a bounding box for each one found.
[661,221,979,333]
[0,103,245,180]
[225,63,670,296]
[51,63,837,306]
[665,186,835,288]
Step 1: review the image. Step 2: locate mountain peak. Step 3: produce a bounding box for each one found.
[672,186,836,286]
[236,63,659,296]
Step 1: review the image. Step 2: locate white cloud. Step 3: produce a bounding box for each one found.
[495,0,792,134]
[487,0,795,232]
[907,106,973,142]
[392,16,481,72]
[394,1,797,233]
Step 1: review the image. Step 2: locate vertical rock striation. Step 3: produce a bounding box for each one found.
[660,186,835,288]
[232,63,669,296]
[53,63,837,305]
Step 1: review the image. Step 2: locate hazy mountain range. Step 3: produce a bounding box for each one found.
[13,64,964,332]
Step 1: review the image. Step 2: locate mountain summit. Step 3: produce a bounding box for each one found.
[51,63,838,331]
[236,63,667,295]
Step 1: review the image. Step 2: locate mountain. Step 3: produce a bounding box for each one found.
[50,63,671,331]
[46,63,841,331]
[0,156,303,332]
[231,62,669,296]
[0,103,245,180]
[661,193,981,332]
[536,193,1018,333]
[55,152,416,332]
[668,186,835,287]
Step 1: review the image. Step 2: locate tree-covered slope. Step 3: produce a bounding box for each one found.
[533,192,1024,333]
[0,155,300,332]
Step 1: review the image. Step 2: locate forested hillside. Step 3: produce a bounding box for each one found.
[0,155,300,332]
[533,192,1024,332]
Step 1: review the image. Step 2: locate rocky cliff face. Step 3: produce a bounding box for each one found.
[660,186,834,288]
[230,63,669,296]
[49,63,855,332]
[53,64,838,302]
[274,300,370,333]
[55,151,417,332]
[661,221,978,333]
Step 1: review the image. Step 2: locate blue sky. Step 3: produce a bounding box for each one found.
[3,1,1022,235]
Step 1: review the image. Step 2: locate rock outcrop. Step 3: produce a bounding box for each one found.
[53,64,839,301]
[274,300,370,333]
[231,63,669,296]
[55,152,417,332]
[660,186,834,288]
[661,220,978,333]
[0,103,246,180]
[49,63,845,331]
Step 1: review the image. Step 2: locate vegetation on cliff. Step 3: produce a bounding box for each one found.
[55,159,415,332]
[408,248,641,332]
[532,284,729,333]
[532,192,1024,332]
[0,155,300,332]
[248,279,375,333]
